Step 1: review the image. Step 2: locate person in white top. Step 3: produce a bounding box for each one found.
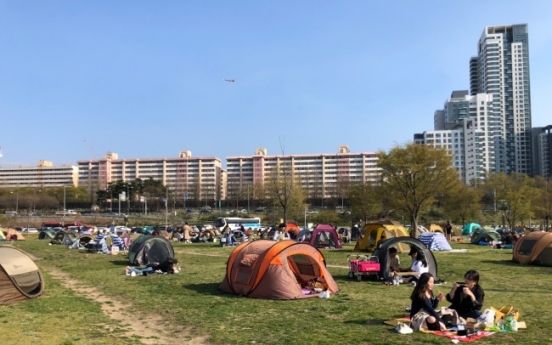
[402,247,429,286]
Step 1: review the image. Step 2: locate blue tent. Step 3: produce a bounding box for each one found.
[419,232,452,251]
[462,223,481,235]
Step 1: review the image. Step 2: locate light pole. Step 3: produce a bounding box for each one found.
[247,185,250,214]
[10,191,19,214]
[165,188,168,229]
[126,184,132,215]
[63,186,67,225]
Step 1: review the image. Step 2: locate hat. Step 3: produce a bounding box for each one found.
[408,247,418,256]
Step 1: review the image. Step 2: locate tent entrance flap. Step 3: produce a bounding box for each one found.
[288,254,320,283]
[11,271,42,296]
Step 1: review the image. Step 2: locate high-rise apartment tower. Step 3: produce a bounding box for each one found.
[469,24,532,175]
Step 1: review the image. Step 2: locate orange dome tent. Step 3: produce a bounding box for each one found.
[513,232,552,266]
[219,240,339,299]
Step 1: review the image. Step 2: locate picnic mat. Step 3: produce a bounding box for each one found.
[384,317,496,342]
[422,329,495,343]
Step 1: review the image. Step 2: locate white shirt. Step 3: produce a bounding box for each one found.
[410,260,429,277]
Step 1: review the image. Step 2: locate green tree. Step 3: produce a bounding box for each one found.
[441,182,483,226]
[534,176,552,229]
[486,173,541,228]
[377,143,459,238]
[347,181,382,224]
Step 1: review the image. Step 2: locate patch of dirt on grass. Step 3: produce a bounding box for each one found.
[46,267,208,345]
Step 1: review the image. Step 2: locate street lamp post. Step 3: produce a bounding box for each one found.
[127,184,132,215]
[10,191,19,214]
[63,186,67,225]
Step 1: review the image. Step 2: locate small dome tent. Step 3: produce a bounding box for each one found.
[372,237,438,281]
[470,228,501,244]
[462,223,481,235]
[0,246,45,304]
[128,235,175,266]
[219,240,339,299]
[50,230,79,245]
[427,224,444,233]
[308,224,342,249]
[286,222,301,239]
[513,232,552,266]
[3,228,25,241]
[419,232,452,251]
[38,229,57,240]
[354,219,409,253]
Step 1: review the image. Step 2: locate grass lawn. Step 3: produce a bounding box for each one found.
[2,236,551,345]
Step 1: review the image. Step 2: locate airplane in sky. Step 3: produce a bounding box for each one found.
[223,79,235,83]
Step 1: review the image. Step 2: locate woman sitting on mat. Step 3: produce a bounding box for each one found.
[409,272,446,331]
[446,270,485,320]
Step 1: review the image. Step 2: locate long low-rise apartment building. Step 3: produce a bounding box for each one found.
[226,146,380,201]
[77,151,224,202]
[0,160,78,188]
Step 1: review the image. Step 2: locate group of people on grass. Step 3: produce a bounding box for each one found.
[386,244,485,331]
[409,270,484,331]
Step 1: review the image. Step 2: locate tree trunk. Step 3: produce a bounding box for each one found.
[410,215,419,239]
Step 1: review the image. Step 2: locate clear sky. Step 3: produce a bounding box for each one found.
[1,1,551,167]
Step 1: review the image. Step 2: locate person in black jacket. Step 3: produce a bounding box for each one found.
[446,270,485,320]
[410,272,445,331]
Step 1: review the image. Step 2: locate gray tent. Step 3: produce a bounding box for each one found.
[128,235,175,266]
[372,236,438,281]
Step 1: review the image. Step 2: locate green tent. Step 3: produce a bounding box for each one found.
[128,235,174,266]
[50,230,79,245]
[38,229,57,240]
[470,228,501,244]
[462,222,481,235]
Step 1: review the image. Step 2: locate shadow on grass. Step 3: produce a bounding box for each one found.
[344,319,398,332]
[110,260,132,266]
[480,260,518,266]
[344,319,386,326]
[183,282,227,295]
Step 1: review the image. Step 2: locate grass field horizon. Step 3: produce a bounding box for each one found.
[1,235,550,345]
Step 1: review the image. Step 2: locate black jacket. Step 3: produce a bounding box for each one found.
[446,284,485,314]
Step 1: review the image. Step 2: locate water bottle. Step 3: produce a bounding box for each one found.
[505,313,513,332]
[511,319,518,332]
[497,317,505,331]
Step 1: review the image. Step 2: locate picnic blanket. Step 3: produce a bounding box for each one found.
[422,329,495,342]
[384,317,496,342]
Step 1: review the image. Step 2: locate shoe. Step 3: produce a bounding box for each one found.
[410,281,416,287]
[395,322,413,334]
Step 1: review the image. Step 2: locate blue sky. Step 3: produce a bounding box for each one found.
[1,1,551,167]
